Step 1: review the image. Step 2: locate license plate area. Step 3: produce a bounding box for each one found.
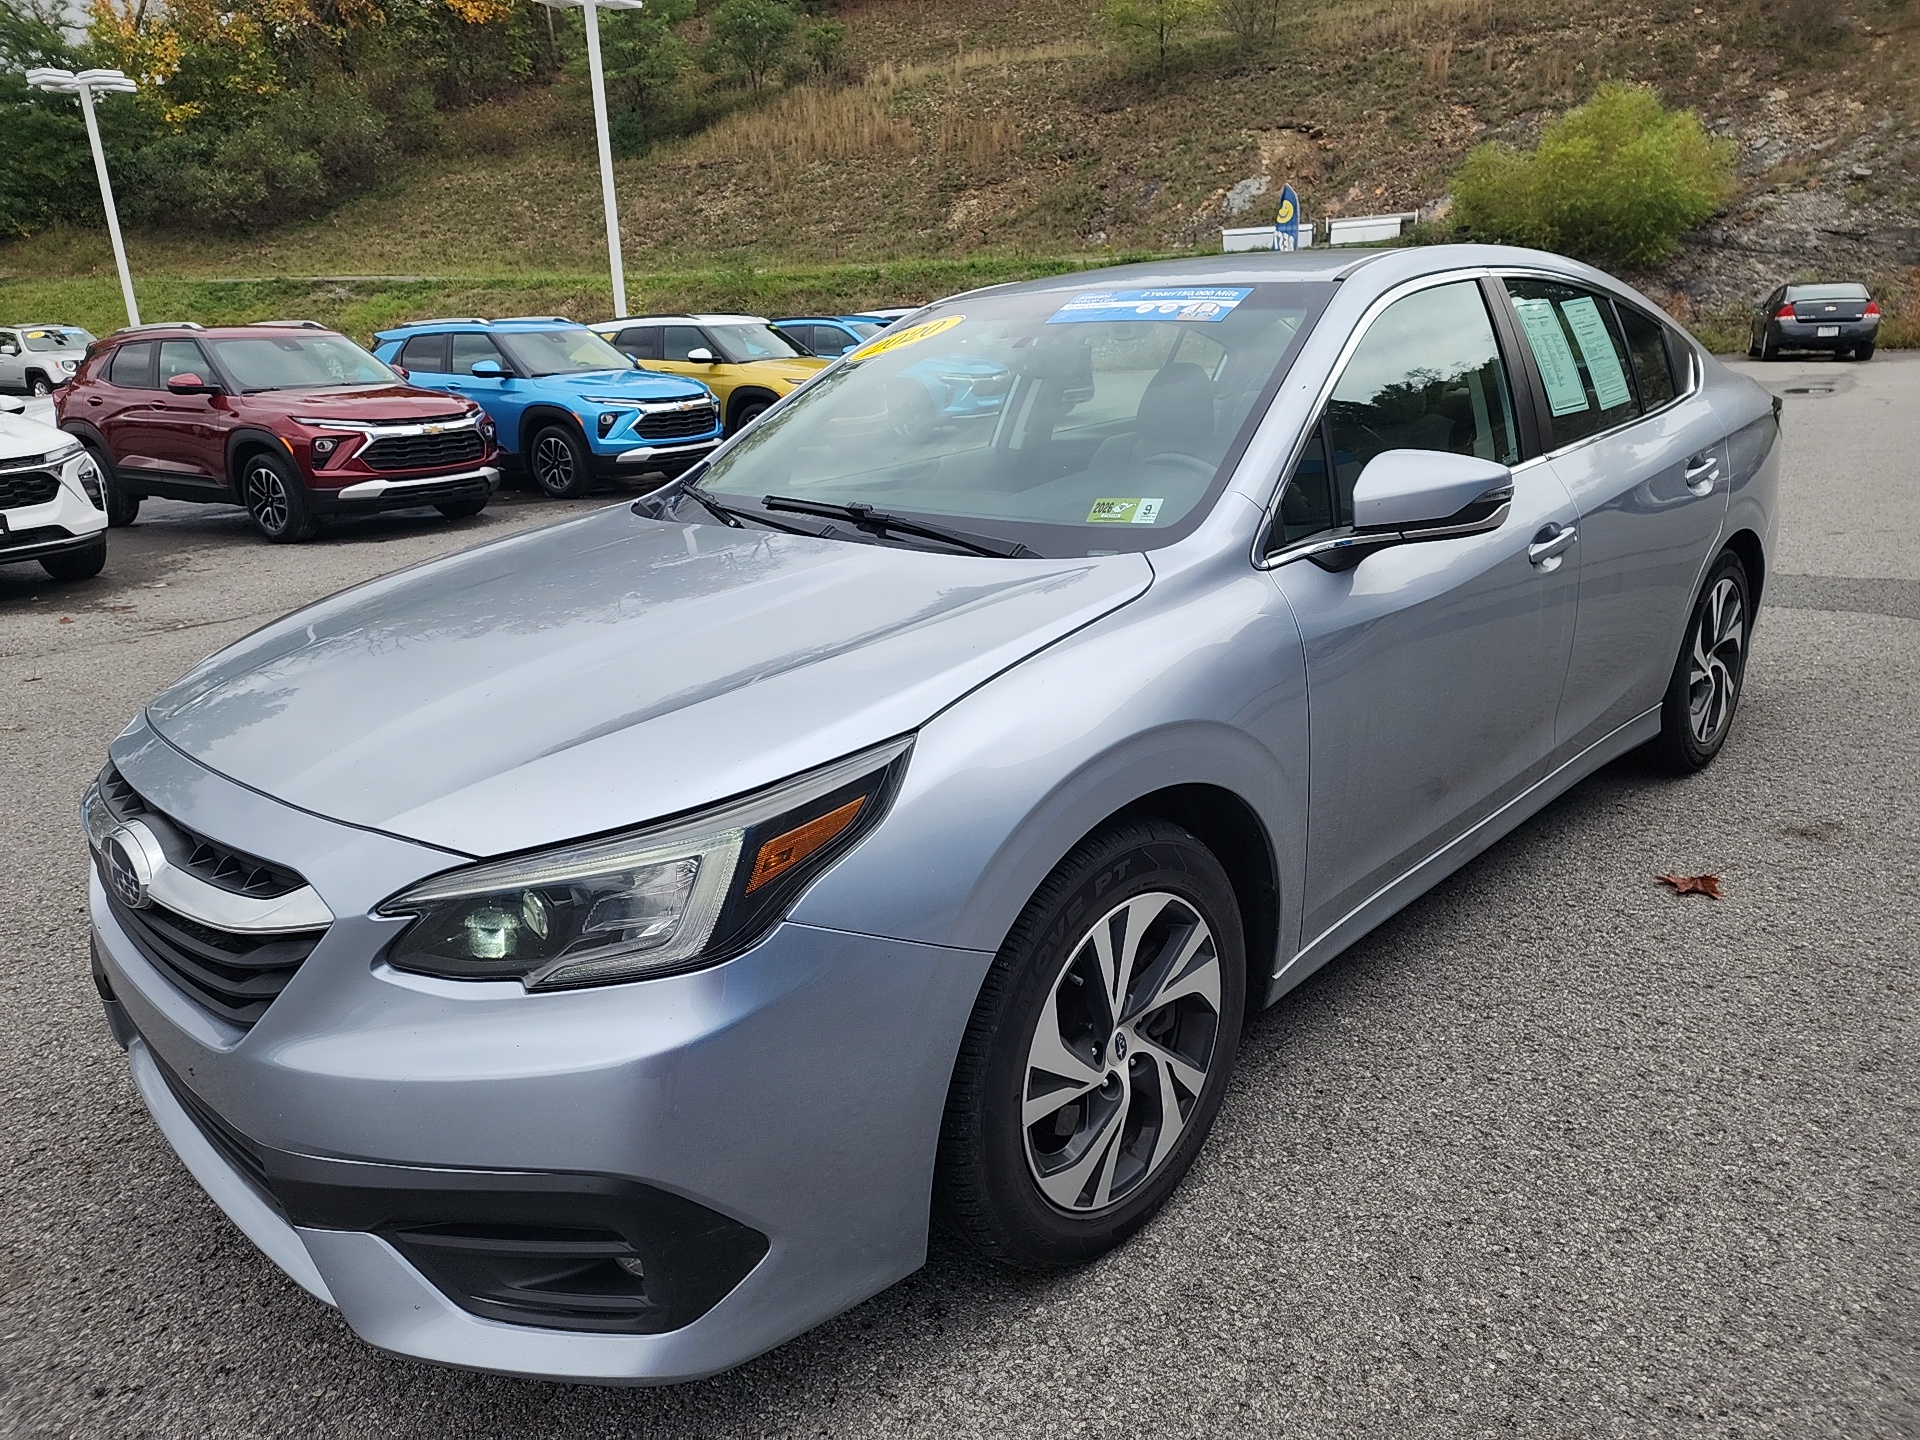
[1817,325,1840,337]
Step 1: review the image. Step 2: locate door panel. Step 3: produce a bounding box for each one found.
[1269,278,1580,947]
[144,340,223,482]
[1496,280,1730,752]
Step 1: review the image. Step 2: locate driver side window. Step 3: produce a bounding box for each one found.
[450,332,504,375]
[1277,280,1518,547]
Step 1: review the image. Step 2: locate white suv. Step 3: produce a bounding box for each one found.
[0,324,93,396]
[0,395,108,580]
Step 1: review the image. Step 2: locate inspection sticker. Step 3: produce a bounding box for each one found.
[1048,287,1252,325]
[1087,497,1165,524]
[846,313,965,361]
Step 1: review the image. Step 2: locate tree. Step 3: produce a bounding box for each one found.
[1217,0,1280,45]
[704,0,798,92]
[599,0,692,112]
[1451,82,1737,268]
[1102,0,1214,74]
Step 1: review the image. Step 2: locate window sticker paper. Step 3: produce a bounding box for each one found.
[1561,297,1633,411]
[1049,288,1252,325]
[1087,497,1165,524]
[1512,296,1591,416]
[845,314,964,362]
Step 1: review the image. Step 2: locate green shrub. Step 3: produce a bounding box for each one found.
[1451,82,1736,269]
[1102,0,1217,74]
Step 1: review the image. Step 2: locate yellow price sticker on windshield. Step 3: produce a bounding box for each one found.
[847,314,963,361]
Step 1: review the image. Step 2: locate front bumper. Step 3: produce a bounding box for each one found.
[602,440,720,477]
[90,721,991,1384]
[312,466,500,512]
[1,456,108,564]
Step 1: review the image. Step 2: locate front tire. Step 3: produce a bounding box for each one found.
[28,373,52,397]
[240,451,317,543]
[528,424,593,499]
[1650,549,1751,774]
[85,442,140,528]
[935,820,1245,1269]
[727,394,773,435]
[40,539,106,580]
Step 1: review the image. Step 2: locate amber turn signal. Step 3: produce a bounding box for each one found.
[745,797,866,894]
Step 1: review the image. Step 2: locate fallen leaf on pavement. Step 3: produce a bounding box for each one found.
[1656,872,1722,899]
[58,616,72,624]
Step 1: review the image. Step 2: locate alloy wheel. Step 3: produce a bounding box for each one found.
[1687,576,1745,746]
[31,378,51,397]
[1022,891,1223,1214]
[244,461,290,534]
[534,434,576,493]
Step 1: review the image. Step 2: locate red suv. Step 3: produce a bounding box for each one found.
[57,321,502,542]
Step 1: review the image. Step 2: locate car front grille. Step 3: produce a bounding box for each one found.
[634,404,718,441]
[93,764,326,1027]
[0,469,59,508]
[362,429,485,472]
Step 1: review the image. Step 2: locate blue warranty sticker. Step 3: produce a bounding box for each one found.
[1047,287,1253,324]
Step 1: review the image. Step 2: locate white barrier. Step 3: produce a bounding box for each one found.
[1325,212,1418,246]
[1222,224,1316,252]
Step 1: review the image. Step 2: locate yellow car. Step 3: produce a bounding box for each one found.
[592,314,828,435]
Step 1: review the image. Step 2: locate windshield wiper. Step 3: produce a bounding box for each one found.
[636,473,820,536]
[761,496,1035,559]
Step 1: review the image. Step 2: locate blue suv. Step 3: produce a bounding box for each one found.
[372,318,722,498]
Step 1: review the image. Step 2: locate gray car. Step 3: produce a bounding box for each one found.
[83,245,1779,1385]
[0,323,94,395]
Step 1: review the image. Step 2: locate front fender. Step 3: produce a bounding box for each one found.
[793,562,1309,979]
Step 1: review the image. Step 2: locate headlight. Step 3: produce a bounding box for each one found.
[57,359,77,372]
[377,737,910,990]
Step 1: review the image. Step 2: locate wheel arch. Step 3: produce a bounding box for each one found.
[1722,527,1766,609]
[517,404,587,456]
[726,386,780,431]
[225,427,295,490]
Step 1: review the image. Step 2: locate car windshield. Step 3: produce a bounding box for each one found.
[496,328,634,376]
[693,281,1332,556]
[23,327,92,350]
[207,335,395,390]
[845,320,883,339]
[707,323,810,363]
[1787,284,1869,301]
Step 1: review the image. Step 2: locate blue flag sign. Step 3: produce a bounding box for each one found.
[1273,184,1301,251]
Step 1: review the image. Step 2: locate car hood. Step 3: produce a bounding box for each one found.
[0,410,77,461]
[144,508,1152,856]
[541,369,712,401]
[248,384,480,421]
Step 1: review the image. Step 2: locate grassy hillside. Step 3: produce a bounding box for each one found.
[3,0,1914,346]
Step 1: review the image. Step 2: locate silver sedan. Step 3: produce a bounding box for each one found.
[83,245,1778,1384]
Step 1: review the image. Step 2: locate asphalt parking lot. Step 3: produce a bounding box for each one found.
[1,356,1914,1439]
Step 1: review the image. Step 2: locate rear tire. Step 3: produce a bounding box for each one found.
[1649,549,1751,774]
[86,442,140,528]
[39,539,106,581]
[528,423,592,499]
[1759,329,1778,361]
[934,820,1245,1270]
[1853,341,1875,361]
[239,450,318,543]
[434,495,487,519]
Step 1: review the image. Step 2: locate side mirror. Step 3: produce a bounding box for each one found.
[1295,450,1512,572]
[468,359,506,378]
[0,342,17,356]
[685,348,716,364]
[390,363,409,381]
[166,372,221,396]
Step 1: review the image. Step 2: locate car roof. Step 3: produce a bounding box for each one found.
[100,321,350,341]
[592,314,772,327]
[374,317,586,337]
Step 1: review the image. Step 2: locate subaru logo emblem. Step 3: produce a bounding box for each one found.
[104,827,153,909]
[1111,1032,1128,1061]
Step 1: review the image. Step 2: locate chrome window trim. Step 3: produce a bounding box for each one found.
[1249,266,1502,572]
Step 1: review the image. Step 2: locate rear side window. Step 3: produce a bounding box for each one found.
[398,334,451,372]
[1503,279,1637,448]
[449,332,505,375]
[108,341,156,389]
[1615,305,1678,411]
[616,327,662,360]
[158,340,211,384]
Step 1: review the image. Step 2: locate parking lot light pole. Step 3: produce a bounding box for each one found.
[25,67,142,328]
[534,0,644,320]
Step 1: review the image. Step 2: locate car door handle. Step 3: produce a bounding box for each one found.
[1684,452,1720,494]
[1528,523,1577,567]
